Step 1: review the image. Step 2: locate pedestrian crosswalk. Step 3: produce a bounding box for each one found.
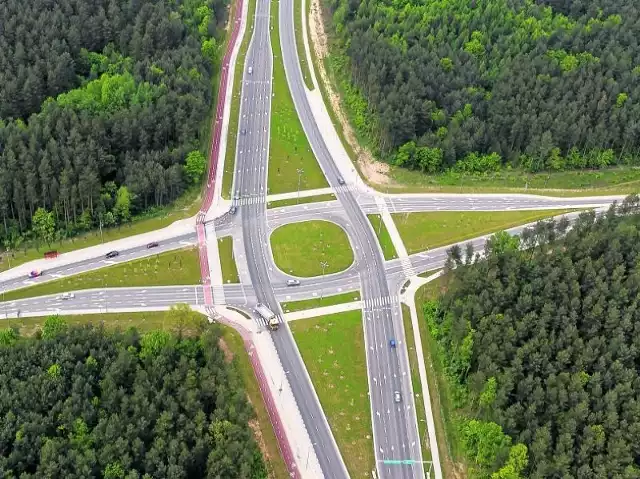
[400,257,416,278]
[212,286,226,305]
[236,196,266,206]
[363,295,399,310]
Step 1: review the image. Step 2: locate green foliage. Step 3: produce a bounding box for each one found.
[201,38,218,64]
[0,327,18,346]
[464,31,486,58]
[616,92,628,107]
[113,186,132,223]
[487,231,520,255]
[139,330,173,359]
[428,197,640,475]
[0,324,265,477]
[42,315,67,340]
[440,57,453,71]
[546,49,599,72]
[454,152,502,174]
[185,150,207,183]
[31,208,56,246]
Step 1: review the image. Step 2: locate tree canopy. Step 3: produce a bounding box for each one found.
[0,316,267,478]
[426,195,640,477]
[326,0,640,173]
[0,0,228,249]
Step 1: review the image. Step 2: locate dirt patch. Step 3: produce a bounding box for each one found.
[308,0,392,186]
[218,337,234,362]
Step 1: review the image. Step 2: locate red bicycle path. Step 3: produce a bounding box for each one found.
[195,1,301,477]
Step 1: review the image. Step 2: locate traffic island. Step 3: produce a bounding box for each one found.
[270,220,354,277]
[290,310,374,478]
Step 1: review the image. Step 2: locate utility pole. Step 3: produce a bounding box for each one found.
[296,168,304,204]
[378,214,383,236]
[320,261,328,299]
[99,219,104,244]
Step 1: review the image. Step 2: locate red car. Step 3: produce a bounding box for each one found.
[28,269,42,278]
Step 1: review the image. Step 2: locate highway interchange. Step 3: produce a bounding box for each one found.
[0,0,623,476]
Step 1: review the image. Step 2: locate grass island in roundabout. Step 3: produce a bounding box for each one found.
[270,220,354,277]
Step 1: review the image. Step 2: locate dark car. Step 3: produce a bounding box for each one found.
[389,339,397,348]
[337,176,345,185]
[105,251,119,259]
[241,128,247,135]
[146,242,159,249]
[229,206,237,215]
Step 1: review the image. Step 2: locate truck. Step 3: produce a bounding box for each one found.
[255,303,279,330]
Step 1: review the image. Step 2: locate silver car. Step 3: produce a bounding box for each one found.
[286,279,300,286]
[394,391,402,403]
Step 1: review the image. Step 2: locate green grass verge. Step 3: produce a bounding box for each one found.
[393,209,576,254]
[4,248,200,301]
[366,214,398,260]
[401,303,434,476]
[294,0,314,90]
[268,0,328,195]
[281,290,360,313]
[270,220,353,276]
[290,310,374,478]
[221,0,257,199]
[0,188,200,273]
[3,311,289,477]
[267,193,336,208]
[414,275,467,477]
[218,236,240,283]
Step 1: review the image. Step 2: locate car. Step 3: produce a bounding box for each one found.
[248,66,253,74]
[28,269,42,278]
[337,176,345,185]
[105,250,119,259]
[56,292,75,300]
[241,128,247,135]
[394,391,402,403]
[389,339,396,348]
[286,279,301,286]
[229,206,237,215]
[146,242,159,249]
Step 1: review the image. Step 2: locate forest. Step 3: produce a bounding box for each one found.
[0,316,267,478]
[426,195,640,477]
[324,0,640,174]
[0,0,227,249]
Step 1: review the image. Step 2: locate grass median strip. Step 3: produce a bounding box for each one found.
[4,248,200,301]
[222,0,257,199]
[218,236,240,283]
[367,214,398,260]
[281,290,360,313]
[290,310,374,478]
[0,188,200,273]
[268,0,327,194]
[393,209,577,254]
[270,220,353,276]
[3,311,289,477]
[267,193,336,208]
[294,0,314,90]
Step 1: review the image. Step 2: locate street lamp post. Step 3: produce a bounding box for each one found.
[296,168,304,204]
[320,261,328,299]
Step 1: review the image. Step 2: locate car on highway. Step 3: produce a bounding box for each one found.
[28,269,43,278]
[241,128,247,135]
[146,242,159,249]
[286,279,300,286]
[337,176,345,185]
[105,250,119,259]
[56,292,75,300]
[229,205,237,215]
[394,391,402,403]
[389,339,396,348]
[248,66,253,74]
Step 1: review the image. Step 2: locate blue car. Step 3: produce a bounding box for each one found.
[389,339,396,348]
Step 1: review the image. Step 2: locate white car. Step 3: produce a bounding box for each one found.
[56,292,75,300]
[286,279,300,286]
[394,391,402,403]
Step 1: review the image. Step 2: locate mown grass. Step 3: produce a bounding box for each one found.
[3,311,289,478]
[218,236,240,283]
[270,220,353,276]
[401,303,434,475]
[294,0,314,90]
[4,248,200,301]
[0,188,200,273]
[393,209,576,254]
[414,275,467,477]
[268,0,328,194]
[367,214,398,260]
[281,290,360,313]
[221,0,258,199]
[290,310,374,478]
[266,193,336,208]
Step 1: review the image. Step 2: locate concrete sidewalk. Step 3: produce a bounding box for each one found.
[283,300,362,321]
[266,187,334,202]
[399,272,444,479]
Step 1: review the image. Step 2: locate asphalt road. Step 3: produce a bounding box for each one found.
[0,233,196,294]
[233,1,349,477]
[278,0,423,476]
